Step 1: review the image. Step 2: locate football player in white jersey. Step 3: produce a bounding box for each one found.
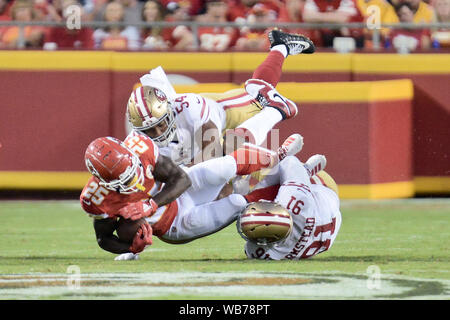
[126,29,315,166]
[238,154,342,260]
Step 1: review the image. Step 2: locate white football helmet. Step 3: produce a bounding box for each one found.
[237,201,293,246]
[126,85,176,147]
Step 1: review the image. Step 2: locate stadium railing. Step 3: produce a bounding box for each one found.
[0,20,449,51]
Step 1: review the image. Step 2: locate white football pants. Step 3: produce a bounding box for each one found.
[160,155,248,242]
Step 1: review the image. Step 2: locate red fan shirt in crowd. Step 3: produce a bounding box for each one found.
[305,0,365,42]
[389,28,431,50]
[277,0,316,43]
[226,0,282,21]
[159,0,204,15]
[161,15,192,48]
[197,25,238,51]
[45,27,94,49]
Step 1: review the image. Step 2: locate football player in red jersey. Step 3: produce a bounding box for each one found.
[80,132,301,258]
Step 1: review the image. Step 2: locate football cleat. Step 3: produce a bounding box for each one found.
[304,154,327,177]
[277,133,304,161]
[268,29,315,55]
[245,78,298,120]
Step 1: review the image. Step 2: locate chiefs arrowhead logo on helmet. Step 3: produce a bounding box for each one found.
[237,201,293,246]
[126,86,176,147]
[84,137,145,194]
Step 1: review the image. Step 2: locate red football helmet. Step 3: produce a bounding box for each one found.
[84,137,145,194]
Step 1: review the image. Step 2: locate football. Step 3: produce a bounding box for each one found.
[116,217,147,243]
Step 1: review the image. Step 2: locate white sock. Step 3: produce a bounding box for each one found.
[271,44,288,58]
[237,107,283,146]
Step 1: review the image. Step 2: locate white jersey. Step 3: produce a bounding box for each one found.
[244,183,342,260]
[160,93,226,164]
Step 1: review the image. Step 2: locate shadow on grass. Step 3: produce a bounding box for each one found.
[1,255,448,264]
[312,255,450,263]
[0,255,248,263]
[0,255,108,262]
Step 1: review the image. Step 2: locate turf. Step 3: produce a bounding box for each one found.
[0,198,448,280]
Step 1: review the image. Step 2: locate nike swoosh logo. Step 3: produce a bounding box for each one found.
[291,40,310,50]
[273,93,286,103]
[299,41,310,49]
[272,92,291,116]
[273,93,289,107]
[82,199,91,206]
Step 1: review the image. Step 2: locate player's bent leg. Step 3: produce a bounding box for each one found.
[223,127,256,155]
[230,107,282,147]
[185,143,281,203]
[184,155,238,205]
[160,194,248,242]
[230,143,278,175]
[310,170,339,197]
[235,133,304,193]
[278,156,311,186]
[251,49,286,87]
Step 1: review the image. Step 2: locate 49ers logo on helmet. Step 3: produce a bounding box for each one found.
[154,88,167,101]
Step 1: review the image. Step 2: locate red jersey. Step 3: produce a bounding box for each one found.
[389,29,431,50]
[197,26,238,51]
[305,0,364,22]
[45,27,94,49]
[80,132,178,236]
[277,5,316,44]
[160,0,204,15]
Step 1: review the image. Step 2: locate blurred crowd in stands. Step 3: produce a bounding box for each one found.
[0,0,448,51]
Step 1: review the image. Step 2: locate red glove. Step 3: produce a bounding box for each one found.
[118,199,158,221]
[129,222,153,254]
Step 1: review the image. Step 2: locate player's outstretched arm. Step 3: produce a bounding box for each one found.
[152,154,192,207]
[93,218,132,254]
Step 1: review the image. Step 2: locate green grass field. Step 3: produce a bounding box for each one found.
[0,199,449,300]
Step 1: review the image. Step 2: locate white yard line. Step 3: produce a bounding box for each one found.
[0,271,448,300]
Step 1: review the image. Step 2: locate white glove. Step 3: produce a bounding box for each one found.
[114,252,140,261]
[172,143,192,165]
[232,175,251,195]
